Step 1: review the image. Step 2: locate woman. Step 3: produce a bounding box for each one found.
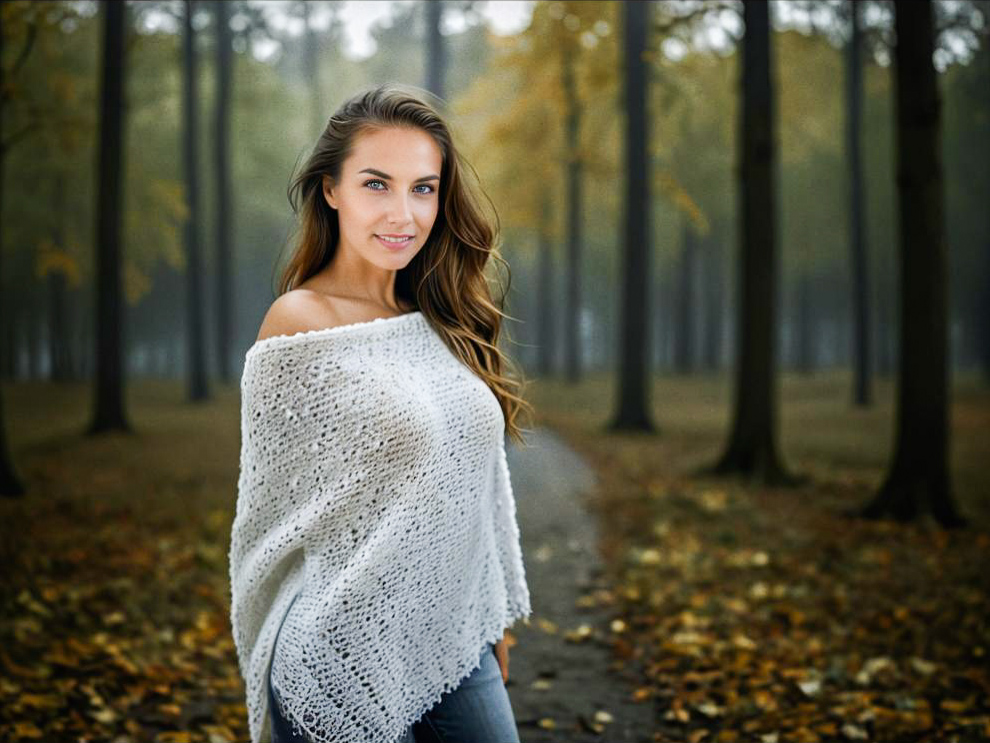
[229,83,535,743]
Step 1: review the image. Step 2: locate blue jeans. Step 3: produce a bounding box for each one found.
[269,632,520,743]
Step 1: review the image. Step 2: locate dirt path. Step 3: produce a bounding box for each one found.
[504,428,655,743]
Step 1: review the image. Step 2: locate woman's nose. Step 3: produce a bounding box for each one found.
[386,193,414,224]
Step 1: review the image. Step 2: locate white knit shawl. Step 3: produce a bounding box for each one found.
[229,310,532,743]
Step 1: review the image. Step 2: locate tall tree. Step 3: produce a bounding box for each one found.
[0,1,25,496]
[561,8,584,383]
[858,0,964,526]
[674,214,696,374]
[795,271,814,373]
[183,0,208,401]
[705,0,799,485]
[701,227,724,372]
[214,0,233,383]
[425,0,445,101]
[88,0,131,434]
[300,0,323,137]
[846,0,872,405]
[982,0,990,383]
[47,173,72,381]
[609,0,655,432]
[535,189,556,377]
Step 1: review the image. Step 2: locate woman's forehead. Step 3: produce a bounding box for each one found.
[346,128,442,175]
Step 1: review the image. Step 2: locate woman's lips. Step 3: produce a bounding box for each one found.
[376,235,414,251]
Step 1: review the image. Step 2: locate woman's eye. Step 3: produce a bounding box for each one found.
[363,179,434,194]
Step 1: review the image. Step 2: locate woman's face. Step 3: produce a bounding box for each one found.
[323,126,442,268]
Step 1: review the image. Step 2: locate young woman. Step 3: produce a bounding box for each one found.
[229,83,535,743]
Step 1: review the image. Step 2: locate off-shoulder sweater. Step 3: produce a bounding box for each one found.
[228,310,532,743]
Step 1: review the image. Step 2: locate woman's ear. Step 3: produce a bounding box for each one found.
[322,175,337,210]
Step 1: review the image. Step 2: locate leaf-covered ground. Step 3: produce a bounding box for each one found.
[1,371,988,742]
[1,381,247,743]
[527,370,990,743]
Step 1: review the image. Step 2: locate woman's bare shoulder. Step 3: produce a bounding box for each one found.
[255,289,344,343]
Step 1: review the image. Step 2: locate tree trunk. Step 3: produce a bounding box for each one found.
[49,171,72,381]
[0,4,26,496]
[701,228,724,372]
[536,192,556,377]
[703,0,800,486]
[424,0,444,102]
[183,0,208,402]
[795,271,814,374]
[674,214,696,374]
[214,0,233,383]
[982,19,990,384]
[846,0,872,405]
[858,0,964,527]
[561,20,584,384]
[609,0,655,433]
[876,242,895,376]
[301,0,323,137]
[88,0,131,434]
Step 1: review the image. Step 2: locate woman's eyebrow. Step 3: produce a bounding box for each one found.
[358,167,440,183]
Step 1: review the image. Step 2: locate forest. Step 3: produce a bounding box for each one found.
[1,1,988,742]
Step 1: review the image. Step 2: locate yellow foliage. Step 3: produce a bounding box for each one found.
[35,237,82,285]
[124,260,153,305]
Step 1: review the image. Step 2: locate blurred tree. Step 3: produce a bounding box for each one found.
[610,0,657,432]
[299,0,324,137]
[982,1,990,381]
[0,0,25,496]
[939,0,990,378]
[454,1,705,378]
[846,0,871,405]
[674,212,697,374]
[214,0,234,383]
[182,0,208,402]
[705,0,800,485]
[425,0,445,102]
[859,0,964,527]
[560,2,583,383]
[1,1,93,383]
[650,42,735,374]
[452,1,606,378]
[89,0,130,434]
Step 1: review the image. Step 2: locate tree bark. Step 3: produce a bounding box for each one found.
[561,15,584,384]
[982,10,990,383]
[49,171,72,381]
[536,192,556,377]
[301,0,324,136]
[701,228,724,372]
[88,0,131,434]
[846,0,872,405]
[703,0,800,486]
[674,214,696,374]
[424,0,444,102]
[183,0,208,402]
[609,0,656,433]
[795,272,814,374]
[0,2,26,496]
[857,0,964,527]
[214,0,233,383]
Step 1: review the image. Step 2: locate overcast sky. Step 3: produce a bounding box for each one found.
[241,0,536,61]
[337,0,535,58]
[129,0,984,71]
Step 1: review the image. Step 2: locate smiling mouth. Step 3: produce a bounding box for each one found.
[376,235,414,245]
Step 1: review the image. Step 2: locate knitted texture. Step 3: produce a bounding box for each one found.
[229,310,532,743]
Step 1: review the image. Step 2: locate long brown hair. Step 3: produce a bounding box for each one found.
[277,83,533,446]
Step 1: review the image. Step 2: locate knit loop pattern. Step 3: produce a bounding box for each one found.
[229,311,532,743]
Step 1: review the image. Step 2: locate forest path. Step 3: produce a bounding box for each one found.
[505,427,655,743]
